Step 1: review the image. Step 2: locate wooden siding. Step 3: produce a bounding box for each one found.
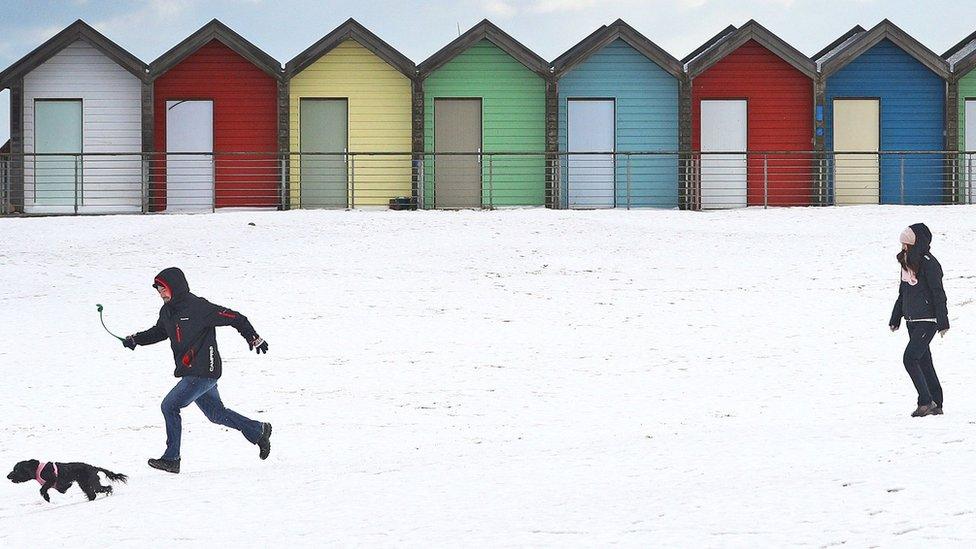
[691,39,814,206]
[557,39,679,208]
[153,39,279,209]
[23,39,143,213]
[288,39,413,207]
[956,70,976,202]
[825,39,945,205]
[422,40,546,207]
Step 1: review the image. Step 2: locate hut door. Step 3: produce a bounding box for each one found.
[833,99,879,205]
[965,100,976,204]
[300,99,348,208]
[568,99,615,208]
[34,99,82,206]
[434,99,482,208]
[700,100,747,209]
[166,100,213,211]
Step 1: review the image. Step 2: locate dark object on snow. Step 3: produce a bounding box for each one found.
[902,322,943,408]
[148,458,180,474]
[258,423,272,460]
[890,223,949,330]
[132,267,267,379]
[129,267,271,465]
[389,196,416,210]
[890,224,949,414]
[248,222,256,226]
[7,459,127,502]
[911,402,939,417]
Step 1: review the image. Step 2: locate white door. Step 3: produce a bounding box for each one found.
[568,100,615,208]
[833,99,880,205]
[166,100,213,211]
[700,100,747,209]
[965,100,976,204]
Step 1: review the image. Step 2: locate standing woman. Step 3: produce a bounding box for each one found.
[889,223,949,417]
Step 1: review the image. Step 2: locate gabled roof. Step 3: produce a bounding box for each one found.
[685,20,816,79]
[943,29,976,77]
[417,19,549,78]
[285,18,415,79]
[551,19,682,79]
[812,25,866,68]
[681,25,736,65]
[149,19,281,80]
[819,19,950,79]
[0,19,147,88]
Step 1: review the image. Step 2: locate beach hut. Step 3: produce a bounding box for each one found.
[1,140,9,213]
[944,29,976,203]
[149,20,282,211]
[816,20,950,205]
[285,19,416,209]
[552,19,683,209]
[685,20,816,209]
[0,20,148,214]
[418,20,549,209]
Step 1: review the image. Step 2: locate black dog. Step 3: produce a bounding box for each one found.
[7,459,127,502]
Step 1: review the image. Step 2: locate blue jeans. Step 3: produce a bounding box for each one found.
[161,376,264,460]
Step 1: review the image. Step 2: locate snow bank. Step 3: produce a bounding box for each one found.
[1,206,974,546]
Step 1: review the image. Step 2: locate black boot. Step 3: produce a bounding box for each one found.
[258,423,272,460]
[148,458,180,474]
[932,403,944,415]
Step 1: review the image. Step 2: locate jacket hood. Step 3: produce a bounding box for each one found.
[153,267,190,299]
[907,223,932,264]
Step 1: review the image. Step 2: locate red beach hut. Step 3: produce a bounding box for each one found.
[685,20,816,208]
[149,20,282,211]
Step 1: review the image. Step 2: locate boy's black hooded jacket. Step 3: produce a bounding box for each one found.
[890,223,949,330]
[134,267,258,379]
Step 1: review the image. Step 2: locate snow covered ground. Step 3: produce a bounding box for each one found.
[1,206,975,547]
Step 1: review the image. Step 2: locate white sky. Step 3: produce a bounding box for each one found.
[1,0,974,144]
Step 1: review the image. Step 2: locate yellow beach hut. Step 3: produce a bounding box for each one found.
[284,19,416,208]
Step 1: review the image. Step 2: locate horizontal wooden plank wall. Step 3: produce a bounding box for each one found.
[557,38,679,208]
[824,39,945,205]
[288,39,413,208]
[23,39,143,213]
[423,39,546,208]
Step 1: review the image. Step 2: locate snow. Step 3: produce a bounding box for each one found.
[948,40,976,70]
[1,206,975,546]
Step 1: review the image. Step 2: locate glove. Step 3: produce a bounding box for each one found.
[123,335,137,350]
[248,335,268,355]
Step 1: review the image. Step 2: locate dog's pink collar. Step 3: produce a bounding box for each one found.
[35,462,58,485]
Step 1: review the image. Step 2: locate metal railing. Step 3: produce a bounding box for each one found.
[1,150,975,215]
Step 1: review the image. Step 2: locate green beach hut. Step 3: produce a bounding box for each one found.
[417,20,550,208]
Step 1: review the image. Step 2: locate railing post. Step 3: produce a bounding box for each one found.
[626,153,632,210]
[74,154,80,215]
[210,155,215,213]
[763,154,768,209]
[141,154,148,213]
[487,154,494,210]
[279,154,286,210]
[417,154,425,210]
[899,154,905,205]
[349,153,356,209]
[968,153,973,205]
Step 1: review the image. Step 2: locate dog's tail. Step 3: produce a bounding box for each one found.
[95,468,128,483]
